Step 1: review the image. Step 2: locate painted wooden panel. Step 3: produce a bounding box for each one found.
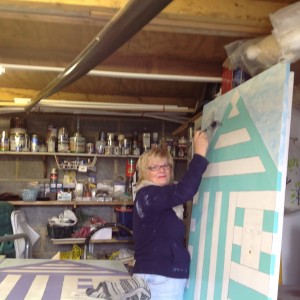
[185,63,292,300]
[0,259,130,299]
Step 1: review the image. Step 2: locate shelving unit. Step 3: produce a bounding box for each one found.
[0,143,187,257]
[0,114,191,259]
[0,151,187,160]
[8,200,134,207]
[51,238,134,245]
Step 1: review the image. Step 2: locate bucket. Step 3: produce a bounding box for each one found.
[114,206,133,237]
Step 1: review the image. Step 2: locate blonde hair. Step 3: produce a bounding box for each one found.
[136,148,174,185]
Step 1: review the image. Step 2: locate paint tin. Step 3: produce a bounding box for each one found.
[47,136,56,152]
[46,125,57,146]
[31,134,39,152]
[126,158,136,178]
[107,132,115,146]
[122,138,131,155]
[86,143,94,154]
[96,140,106,154]
[142,133,151,151]
[70,132,85,153]
[50,168,58,191]
[0,130,9,151]
[105,145,114,155]
[9,128,26,151]
[114,146,121,155]
[57,127,69,152]
[132,140,140,156]
[50,168,58,185]
[118,134,125,145]
[178,136,187,157]
[23,134,30,151]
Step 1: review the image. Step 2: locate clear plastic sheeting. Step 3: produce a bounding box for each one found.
[270,1,300,62]
[224,2,300,76]
[224,35,282,76]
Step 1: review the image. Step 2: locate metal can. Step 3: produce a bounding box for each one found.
[31,134,39,152]
[0,130,9,151]
[47,136,56,152]
[9,128,26,152]
[46,125,57,141]
[107,132,115,146]
[126,158,136,177]
[50,168,58,190]
[122,138,131,155]
[142,133,151,151]
[50,168,58,184]
[57,127,69,152]
[105,145,114,155]
[70,132,85,153]
[95,139,106,154]
[86,143,94,154]
[114,146,121,155]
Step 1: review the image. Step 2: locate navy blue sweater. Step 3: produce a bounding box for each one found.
[133,154,209,279]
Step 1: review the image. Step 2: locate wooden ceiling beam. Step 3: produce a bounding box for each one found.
[0,87,197,108]
[0,0,294,36]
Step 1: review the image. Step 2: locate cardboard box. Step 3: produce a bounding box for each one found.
[90,228,112,240]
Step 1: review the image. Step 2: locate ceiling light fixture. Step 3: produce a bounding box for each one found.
[0,66,5,75]
[38,99,193,113]
[0,63,222,83]
[7,98,192,113]
[14,98,31,104]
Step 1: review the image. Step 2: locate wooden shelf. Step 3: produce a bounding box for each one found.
[8,200,134,207]
[0,151,187,160]
[51,238,134,245]
[0,151,138,158]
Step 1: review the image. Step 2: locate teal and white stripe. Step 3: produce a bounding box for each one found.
[185,63,291,300]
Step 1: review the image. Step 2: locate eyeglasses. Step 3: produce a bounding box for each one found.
[147,164,171,172]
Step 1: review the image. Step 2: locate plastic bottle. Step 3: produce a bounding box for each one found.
[125,158,136,196]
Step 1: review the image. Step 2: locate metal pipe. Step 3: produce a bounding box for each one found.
[0,233,32,258]
[0,107,188,124]
[25,0,173,113]
[0,63,222,83]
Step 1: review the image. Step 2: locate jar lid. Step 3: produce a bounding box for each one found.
[73,132,82,137]
[10,128,27,134]
[118,134,125,141]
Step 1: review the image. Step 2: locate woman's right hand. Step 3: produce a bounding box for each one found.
[193,130,208,157]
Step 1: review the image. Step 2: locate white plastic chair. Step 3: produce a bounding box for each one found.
[0,233,32,258]
[11,210,40,258]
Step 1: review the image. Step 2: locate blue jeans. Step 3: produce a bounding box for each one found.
[133,273,187,300]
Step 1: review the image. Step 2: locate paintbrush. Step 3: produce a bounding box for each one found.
[202,120,222,132]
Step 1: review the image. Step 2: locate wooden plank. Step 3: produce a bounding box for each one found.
[0,0,294,36]
[0,88,198,108]
[51,238,133,244]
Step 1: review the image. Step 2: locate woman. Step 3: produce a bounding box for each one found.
[132,130,209,300]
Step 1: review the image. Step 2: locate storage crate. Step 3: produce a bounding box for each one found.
[47,223,74,239]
